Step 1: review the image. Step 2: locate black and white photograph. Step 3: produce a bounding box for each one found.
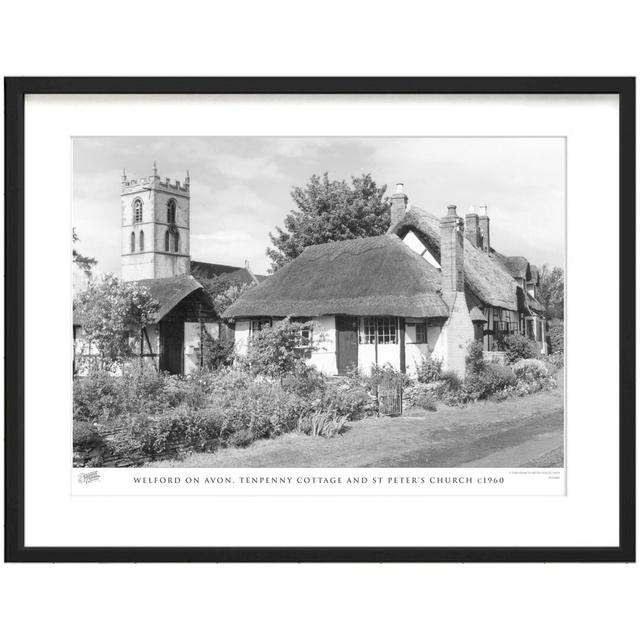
[72,136,565,473]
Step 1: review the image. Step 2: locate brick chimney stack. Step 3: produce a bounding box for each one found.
[465,205,481,247]
[478,205,490,252]
[440,205,465,293]
[390,183,408,227]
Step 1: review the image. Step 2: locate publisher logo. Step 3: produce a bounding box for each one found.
[78,470,101,484]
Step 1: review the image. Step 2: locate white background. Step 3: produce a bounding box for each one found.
[25,94,609,548]
[1,2,638,639]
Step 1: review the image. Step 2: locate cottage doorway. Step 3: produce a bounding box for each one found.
[159,320,184,375]
[336,316,358,374]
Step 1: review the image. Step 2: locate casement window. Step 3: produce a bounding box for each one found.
[130,231,135,253]
[406,321,428,344]
[250,319,272,336]
[359,317,398,345]
[167,199,176,224]
[173,231,180,253]
[139,229,144,252]
[133,198,143,223]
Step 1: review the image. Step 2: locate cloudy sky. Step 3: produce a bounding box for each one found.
[73,137,565,276]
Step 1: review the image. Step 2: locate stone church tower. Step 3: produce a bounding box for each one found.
[120,163,191,281]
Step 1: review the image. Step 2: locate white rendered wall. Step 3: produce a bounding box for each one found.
[405,343,430,376]
[233,320,250,356]
[308,315,337,375]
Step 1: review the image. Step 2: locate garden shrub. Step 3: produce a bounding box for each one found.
[501,334,538,364]
[73,421,104,448]
[282,361,327,396]
[246,317,315,377]
[466,340,486,375]
[321,380,374,419]
[439,370,463,391]
[73,370,122,423]
[512,358,557,396]
[404,384,438,411]
[548,321,564,354]
[414,354,443,383]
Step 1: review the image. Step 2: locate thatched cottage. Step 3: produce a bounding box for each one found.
[224,184,547,378]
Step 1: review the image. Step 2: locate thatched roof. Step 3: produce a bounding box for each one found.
[191,260,267,285]
[526,291,545,314]
[388,206,519,311]
[493,252,530,280]
[469,306,486,322]
[223,235,449,319]
[136,274,211,321]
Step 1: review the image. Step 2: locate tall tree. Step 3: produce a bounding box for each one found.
[191,269,255,315]
[266,173,390,271]
[72,228,97,276]
[538,265,564,319]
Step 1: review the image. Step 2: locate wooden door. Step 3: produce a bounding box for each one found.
[160,320,184,374]
[336,316,358,375]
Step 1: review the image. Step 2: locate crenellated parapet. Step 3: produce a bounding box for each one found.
[121,164,190,195]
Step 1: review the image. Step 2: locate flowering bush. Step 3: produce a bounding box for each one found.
[500,334,538,364]
[74,274,159,371]
[512,359,557,395]
[246,317,315,377]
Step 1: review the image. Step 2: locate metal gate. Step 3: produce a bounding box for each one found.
[377,379,403,416]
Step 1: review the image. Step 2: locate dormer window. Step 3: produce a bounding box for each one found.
[167,199,176,224]
[133,198,143,223]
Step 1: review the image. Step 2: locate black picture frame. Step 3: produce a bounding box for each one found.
[4,77,635,563]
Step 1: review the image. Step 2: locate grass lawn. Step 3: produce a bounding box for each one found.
[148,372,564,469]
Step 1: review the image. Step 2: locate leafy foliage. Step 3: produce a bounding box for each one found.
[246,317,315,377]
[266,173,391,271]
[74,274,159,371]
[548,319,564,354]
[539,265,564,319]
[72,228,97,276]
[297,411,348,438]
[500,333,538,364]
[73,363,376,466]
[414,354,443,383]
[192,269,255,315]
[199,326,236,370]
[465,340,486,375]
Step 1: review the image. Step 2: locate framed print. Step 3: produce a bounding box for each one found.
[4,77,635,562]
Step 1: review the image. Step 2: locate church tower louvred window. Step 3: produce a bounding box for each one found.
[167,199,176,224]
[133,198,143,223]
